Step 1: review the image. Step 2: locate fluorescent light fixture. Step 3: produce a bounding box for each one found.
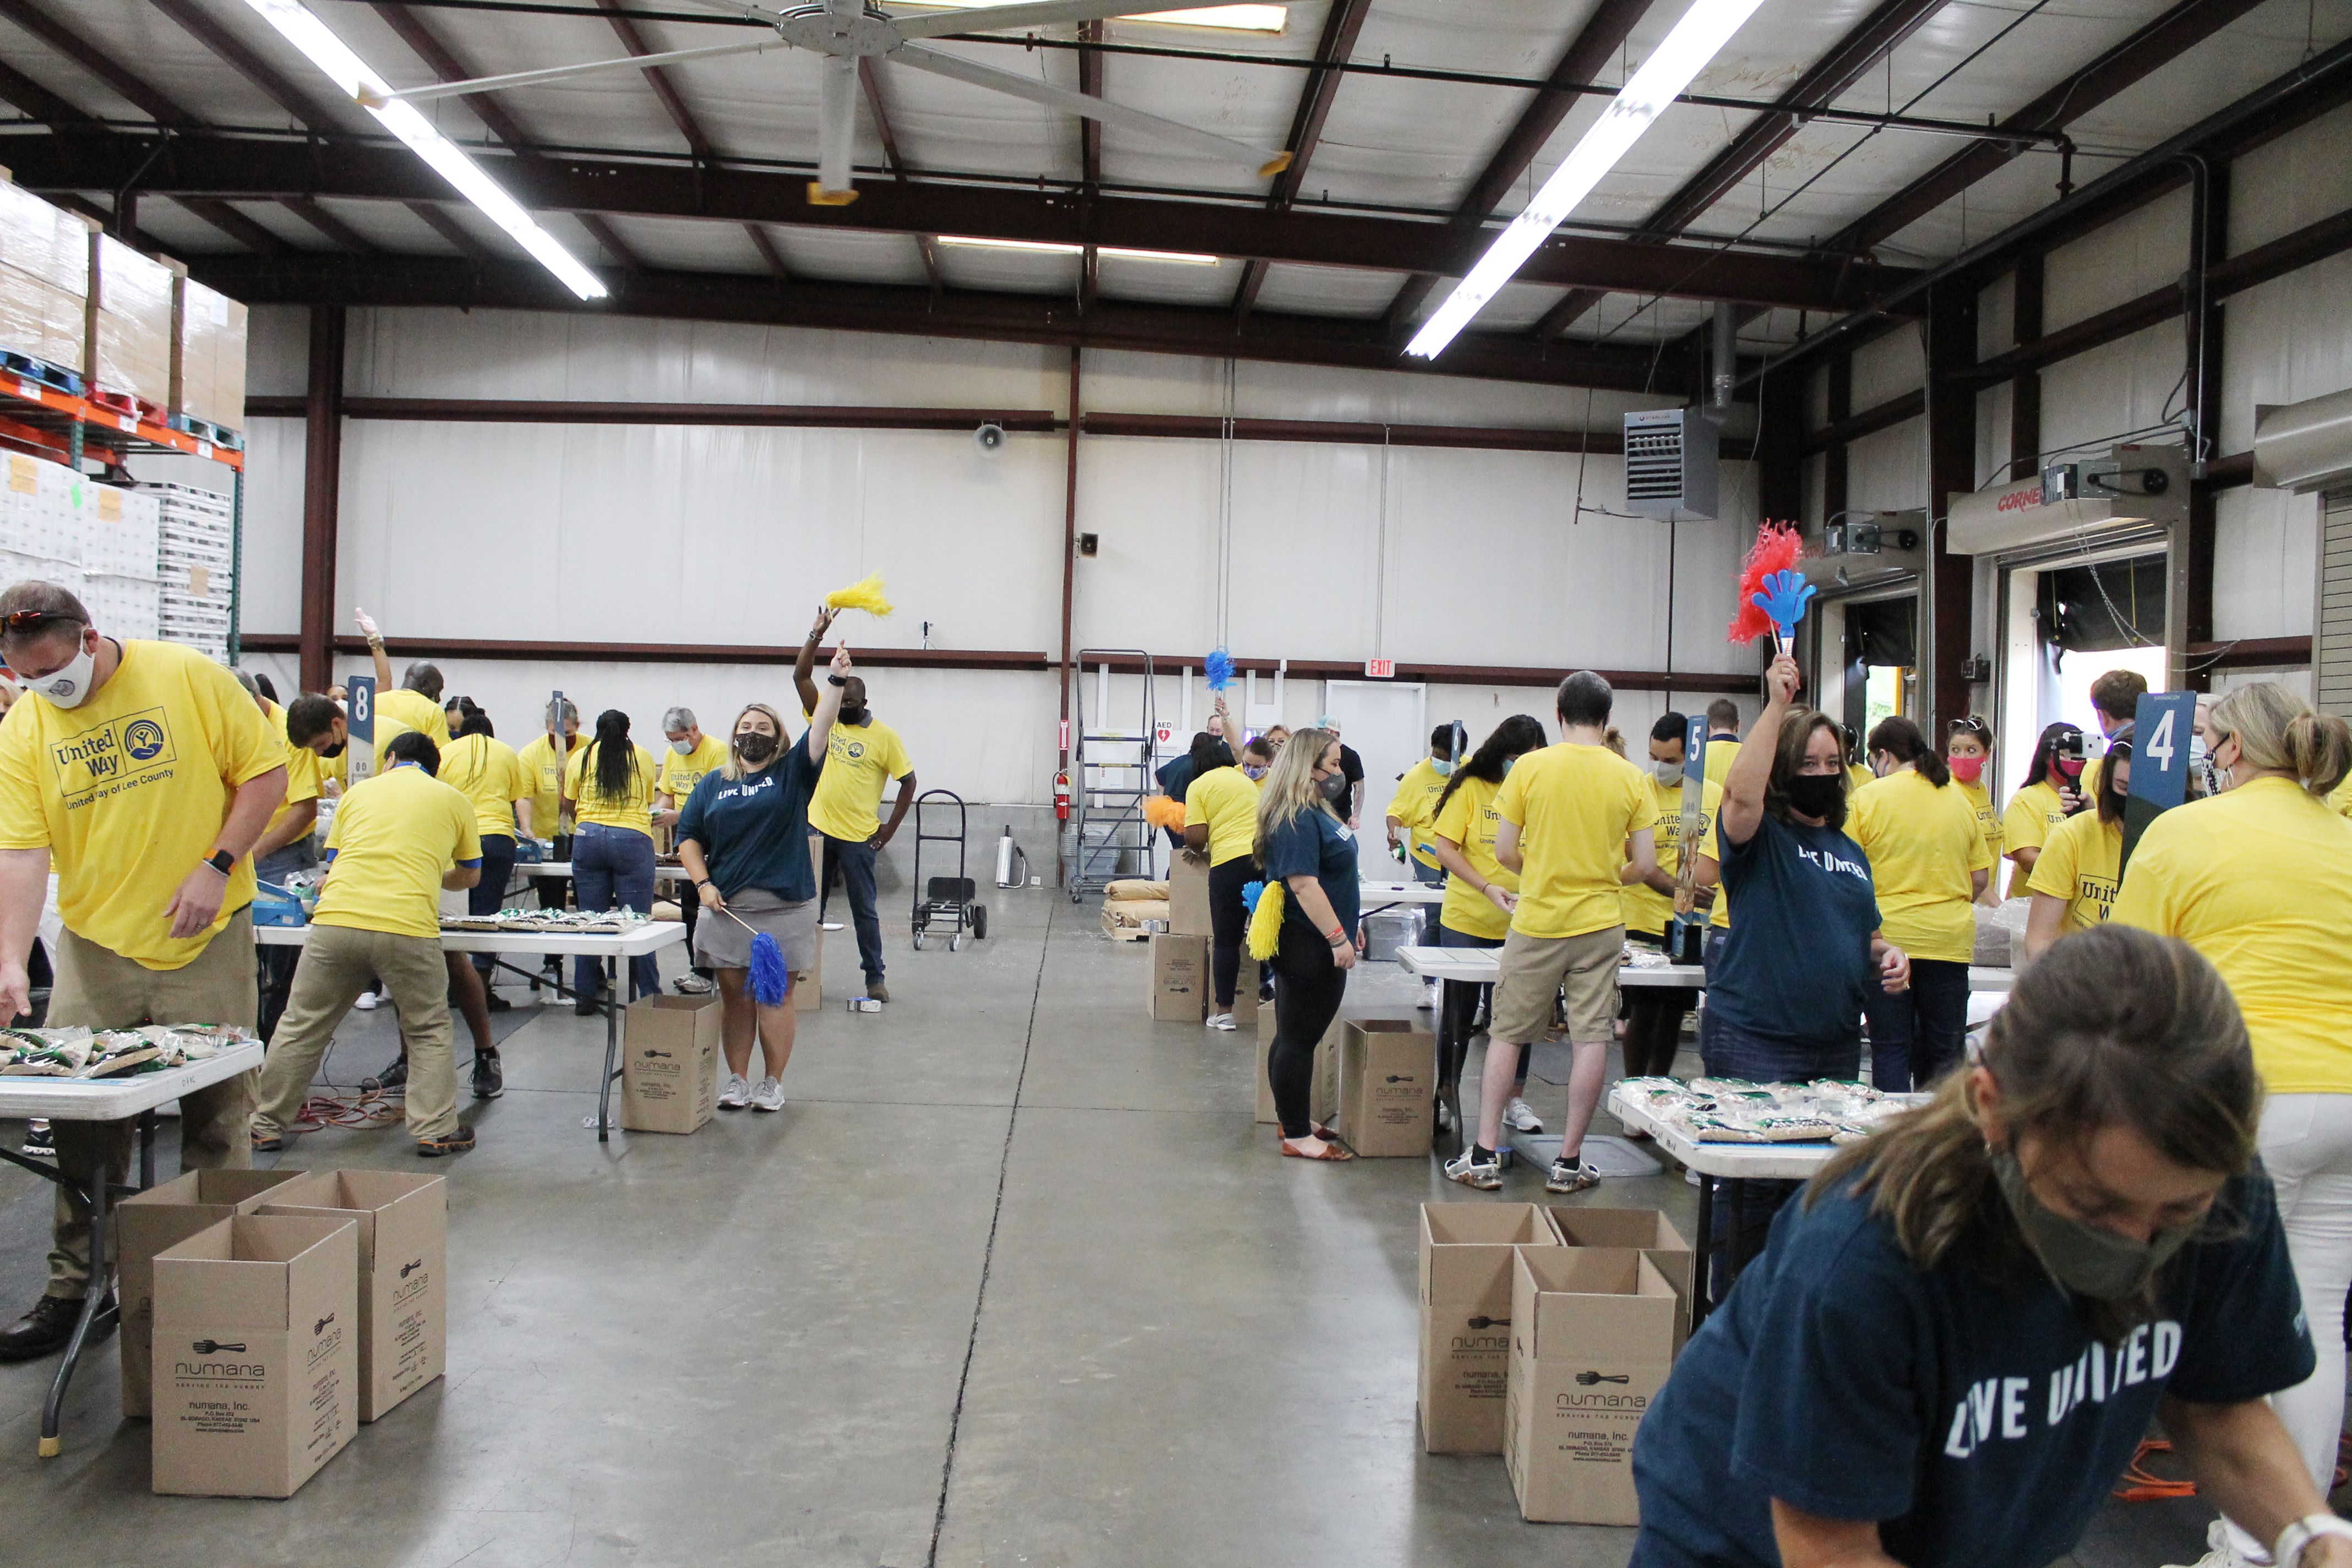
[239,0,607,301]
[939,236,1220,264]
[911,2,1284,31]
[1406,0,1767,360]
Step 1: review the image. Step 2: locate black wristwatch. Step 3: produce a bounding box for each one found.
[204,850,235,876]
[826,673,848,687]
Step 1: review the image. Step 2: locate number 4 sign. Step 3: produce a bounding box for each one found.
[2122,690,2198,874]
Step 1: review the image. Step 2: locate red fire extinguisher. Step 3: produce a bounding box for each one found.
[1054,770,1071,822]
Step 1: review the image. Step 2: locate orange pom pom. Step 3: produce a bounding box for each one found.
[1728,522,1805,645]
[1143,796,1188,830]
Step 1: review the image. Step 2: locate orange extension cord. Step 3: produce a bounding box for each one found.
[2117,1434,2352,1504]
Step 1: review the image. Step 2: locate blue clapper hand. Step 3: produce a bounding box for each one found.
[1241,880,1265,913]
[1751,570,1816,652]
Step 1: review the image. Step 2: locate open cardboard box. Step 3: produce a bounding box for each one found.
[1504,1247,1679,1526]
[1418,1203,1559,1454]
[259,1170,448,1422]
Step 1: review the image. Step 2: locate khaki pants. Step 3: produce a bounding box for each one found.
[45,911,258,1302]
[1490,924,1625,1046]
[253,923,459,1144]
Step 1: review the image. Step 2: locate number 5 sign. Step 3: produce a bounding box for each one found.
[2122,690,2197,873]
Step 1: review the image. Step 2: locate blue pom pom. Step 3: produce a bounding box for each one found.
[1241,879,1264,912]
[1205,648,1234,692]
[748,931,792,1006]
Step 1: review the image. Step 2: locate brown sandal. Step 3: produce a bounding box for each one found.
[1281,1136,1354,1161]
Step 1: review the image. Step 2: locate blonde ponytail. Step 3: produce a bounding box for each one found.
[2211,681,2352,797]
[2286,711,2352,797]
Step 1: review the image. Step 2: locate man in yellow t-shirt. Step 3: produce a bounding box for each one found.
[797,609,916,1002]
[1702,697,1743,788]
[1384,724,1459,964]
[656,706,731,995]
[251,732,482,1158]
[1623,715,1721,1082]
[1449,672,1658,1196]
[0,581,287,1361]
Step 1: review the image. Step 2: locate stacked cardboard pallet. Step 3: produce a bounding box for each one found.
[143,480,234,660]
[85,233,175,412]
[171,277,248,436]
[0,181,94,377]
[0,450,160,640]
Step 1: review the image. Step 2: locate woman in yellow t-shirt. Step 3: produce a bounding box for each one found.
[2111,680,2352,1558]
[2000,722,2088,897]
[2022,732,2130,960]
[562,709,661,1007]
[1181,734,1261,1030]
[1850,716,1995,1091]
[1427,715,1547,1137]
[1943,715,2003,906]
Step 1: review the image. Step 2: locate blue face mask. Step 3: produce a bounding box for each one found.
[1431,758,1454,776]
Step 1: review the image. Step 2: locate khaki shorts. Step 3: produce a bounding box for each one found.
[1491,925,1624,1046]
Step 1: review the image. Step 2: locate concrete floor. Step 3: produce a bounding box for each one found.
[0,889,2253,1566]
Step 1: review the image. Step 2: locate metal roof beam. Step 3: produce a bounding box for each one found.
[1233,0,1371,324]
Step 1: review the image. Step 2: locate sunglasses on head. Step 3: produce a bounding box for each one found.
[0,611,79,635]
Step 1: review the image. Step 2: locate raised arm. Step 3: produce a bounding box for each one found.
[1721,658,1796,850]
[355,606,394,695]
[793,605,838,718]
[804,644,851,764]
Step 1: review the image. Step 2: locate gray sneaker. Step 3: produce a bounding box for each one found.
[1546,1157,1601,1194]
[717,1072,752,1110]
[750,1075,786,1113]
[1444,1148,1502,1190]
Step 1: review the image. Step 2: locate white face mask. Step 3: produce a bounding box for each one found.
[1653,759,1684,786]
[669,738,694,756]
[24,638,97,708]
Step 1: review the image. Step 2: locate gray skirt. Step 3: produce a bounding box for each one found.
[691,887,819,975]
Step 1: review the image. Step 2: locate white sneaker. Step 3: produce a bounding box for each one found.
[1205,1012,1236,1032]
[819,921,845,932]
[750,1075,786,1113]
[1504,1097,1544,1134]
[1418,980,1440,1011]
[673,974,715,995]
[2163,1521,2267,1568]
[1686,1166,1702,1188]
[353,991,379,1011]
[717,1072,751,1110]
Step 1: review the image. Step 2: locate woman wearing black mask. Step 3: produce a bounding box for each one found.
[1254,727,1360,1160]
[1632,926,2338,1568]
[675,647,849,1114]
[1697,655,1910,1274]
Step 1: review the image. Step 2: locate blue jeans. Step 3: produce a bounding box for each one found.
[470,835,517,984]
[1697,1015,1863,1301]
[820,834,885,986]
[1863,956,1970,1092]
[1409,848,1444,942]
[573,824,660,1001]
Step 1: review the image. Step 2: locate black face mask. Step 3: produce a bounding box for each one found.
[320,741,346,759]
[840,705,868,726]
[736,732,778,764]
[1784,772,1843,819]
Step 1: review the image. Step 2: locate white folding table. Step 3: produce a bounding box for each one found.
[255,922,687,1141]
[0,1043,265,1457]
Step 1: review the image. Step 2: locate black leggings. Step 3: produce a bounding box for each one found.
[1207,857,1255,1009]
[1623,989,1696,1079]
[1268,919,1348,1139]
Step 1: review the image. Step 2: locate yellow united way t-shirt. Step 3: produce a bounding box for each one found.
[2113,778,2352,1095]
[657,733,731,806]
[1849,769,1995,964]
[260,698,321,845]
[1495,742,1658,940]
[375,686,451,747]
[1954,777,2003,865]
[1385,757,1450,871]
[1184,764,1260,868]
[516,732,575,839]
[2001,780,2072,898]
[1432,774,1515,941]
[566,741,658,837]
[1703,737,1741,789]
[0,640,284,968]
[807,716,912,843]
[2026,810,2122,937]
[1623,773,1723,939]
[437,732,532,841]
[315,762,481,939]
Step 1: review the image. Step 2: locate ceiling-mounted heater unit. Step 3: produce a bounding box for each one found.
[2253,388,2352,713]
[1623,407,1718,521]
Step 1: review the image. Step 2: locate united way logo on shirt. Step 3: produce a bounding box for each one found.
[50,706,179,808]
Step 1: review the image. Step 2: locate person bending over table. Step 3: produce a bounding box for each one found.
[1698,656,1907,1280]
[1181,733,1256,1032]
[563,710,662,1011]
[1631,925,2345,1568]
[2023,730,2131,962]
[1945,714,2004,907]
[2115,680,2352,1568]
[1447,673,1657,1195]
[656,705,729,997]
[1385,724,1458,959]
[0,581,286,1363]
[1256,728,1359,1161]
[242,672,324,1044]
[1621,712,1722,1081]
[2001,721,2087,899]
[1852,716,1991,1091]
[1428,715,1545,1144]
[251,732,481,1158]
[677,656,846,1114]
[437,701,533,1100]
[795,607,915,1004]
[518,698,581,988]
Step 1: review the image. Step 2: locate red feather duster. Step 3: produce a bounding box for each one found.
[1727,522,1805,645]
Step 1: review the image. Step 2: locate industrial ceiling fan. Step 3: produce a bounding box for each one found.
[358,0,1295,206]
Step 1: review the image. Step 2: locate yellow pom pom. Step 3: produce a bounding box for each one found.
[1143,796,1188,830]
[824,572,894,618]
[1246,882,1284,961]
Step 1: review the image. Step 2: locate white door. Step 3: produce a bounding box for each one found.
[1320,680,1427,852]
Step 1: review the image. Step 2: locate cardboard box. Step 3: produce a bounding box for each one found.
[1255,997,1391,1126]
[258,1171,447,1423]
[1336,1017,1435,1157]
[0,182,91,372]
[1545,1206,1695,1351]
[170,275,247,430]
[1148,932,1207,1021]
[86,233,175,406]
[1167,853,1212,937]
[1227,956,1261,1030]
[1419,1204,1560,1455]
[151,1215,360,1499]
[1504,1248,1679,1526]
[794,922,823,1014]
[118,1169,309,1419]
[620,993,722,1133]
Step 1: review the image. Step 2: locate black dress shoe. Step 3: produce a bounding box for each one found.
[0,1292,117,1364]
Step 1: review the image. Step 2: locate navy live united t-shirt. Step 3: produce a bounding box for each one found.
[674,738,823,903]
[1711,809,1882,1046]
[1629,1171,2314,1568]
